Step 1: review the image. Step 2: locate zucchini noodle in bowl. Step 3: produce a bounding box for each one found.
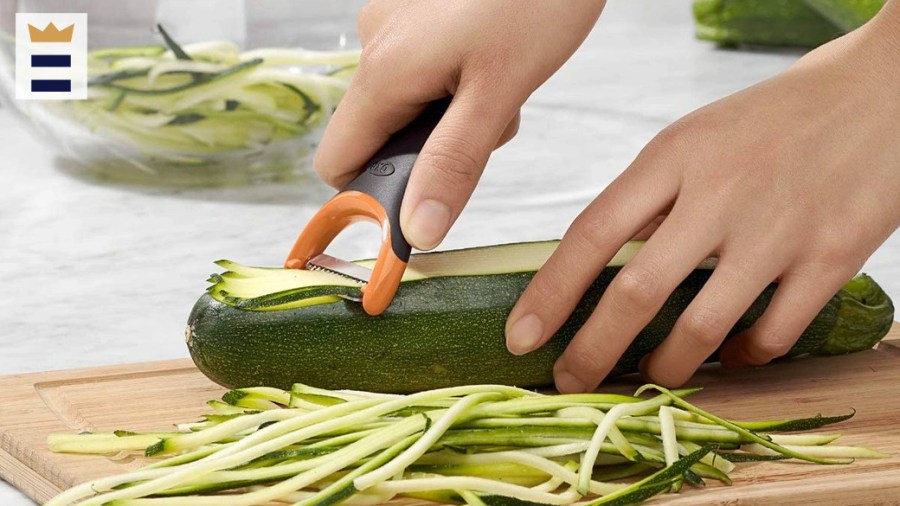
[0,22,359,186]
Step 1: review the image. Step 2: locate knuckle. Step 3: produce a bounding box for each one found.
[643,118,696,159]
[784,261,822,286]
[630,117,705,183]
[355,40,395,87]
[419,138,483,186]
[525,269,585,318]
[527,274,568,308]
[563,347,608,381]
[564,207,618,254]
[746,330,794,363]
[611,266,664,311]
[815,244,858,274]
[791,249,859,288]
[356,47,380,74]
[679,307,728,348]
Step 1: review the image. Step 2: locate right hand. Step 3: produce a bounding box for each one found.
[315,0,606,250]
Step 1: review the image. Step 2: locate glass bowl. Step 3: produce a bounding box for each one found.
[0,0,363,187]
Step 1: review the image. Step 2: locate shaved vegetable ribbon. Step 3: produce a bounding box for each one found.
[45,382,886,506]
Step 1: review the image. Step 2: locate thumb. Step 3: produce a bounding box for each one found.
[401,89,520,250]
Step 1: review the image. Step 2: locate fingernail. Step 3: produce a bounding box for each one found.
[506,314,544,355]
[555,368,587,393]
[406,199,451,250]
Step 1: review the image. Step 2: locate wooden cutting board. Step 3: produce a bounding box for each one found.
[2,325,900,506]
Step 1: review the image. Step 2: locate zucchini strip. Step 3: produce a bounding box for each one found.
[49,24,360,169]
[46,383,887,506]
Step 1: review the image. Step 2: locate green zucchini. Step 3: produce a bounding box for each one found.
[186,241,894,393]
[693,0,846,48]
[803,0,886,31]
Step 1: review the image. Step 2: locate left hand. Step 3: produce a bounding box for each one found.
[504,6,900,392]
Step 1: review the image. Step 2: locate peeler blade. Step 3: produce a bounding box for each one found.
[306,254,371,284]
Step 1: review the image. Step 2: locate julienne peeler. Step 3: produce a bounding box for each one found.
[284,98,451,316]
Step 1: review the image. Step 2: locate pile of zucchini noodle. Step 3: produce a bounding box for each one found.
[46,25,359,170]
[46,382,885,506]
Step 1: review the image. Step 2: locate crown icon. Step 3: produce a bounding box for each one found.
[28,22,74,43]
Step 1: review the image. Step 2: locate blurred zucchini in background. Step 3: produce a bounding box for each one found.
[693,0,885,48]
[804,0,887,31]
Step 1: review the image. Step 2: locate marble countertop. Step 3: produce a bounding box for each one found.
[1,1,897,504]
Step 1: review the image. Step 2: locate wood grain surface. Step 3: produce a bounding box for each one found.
[2,325,899,505]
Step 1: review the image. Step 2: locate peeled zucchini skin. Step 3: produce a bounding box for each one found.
[186,269,892,393]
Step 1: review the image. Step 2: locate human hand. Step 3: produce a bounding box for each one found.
[505,3,900,392]
[315,0,606,250]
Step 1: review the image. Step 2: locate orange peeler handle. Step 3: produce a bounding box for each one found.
[285,98,451,315]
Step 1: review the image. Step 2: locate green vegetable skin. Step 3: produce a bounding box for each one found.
[693,0,884,48]
[187,241,894,393]
[804,0,887,30]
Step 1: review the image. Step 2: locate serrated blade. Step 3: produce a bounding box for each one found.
[306,253,371,284]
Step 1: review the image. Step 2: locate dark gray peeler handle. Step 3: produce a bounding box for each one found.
[341,97,451,262]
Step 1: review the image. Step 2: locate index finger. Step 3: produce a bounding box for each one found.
[505,153,679,357]
[314,67,431,189]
